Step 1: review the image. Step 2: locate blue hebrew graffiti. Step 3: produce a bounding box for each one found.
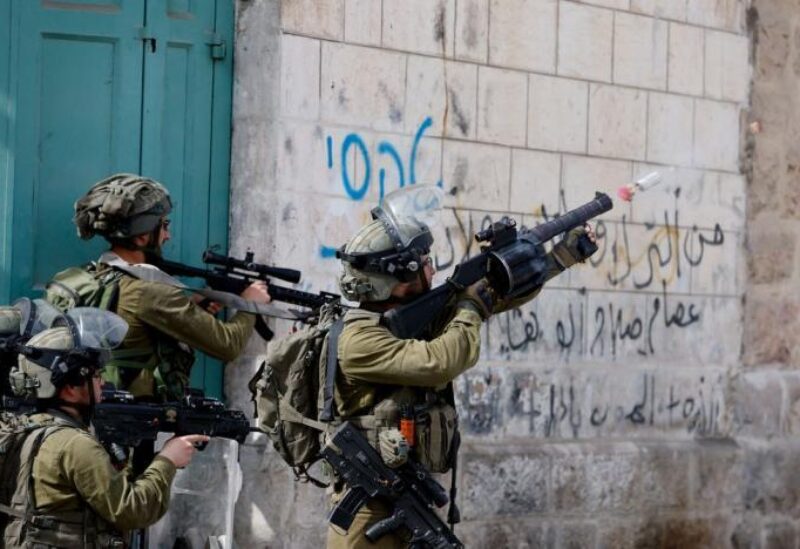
[320,117,443,257]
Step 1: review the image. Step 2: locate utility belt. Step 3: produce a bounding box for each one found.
[5,511,124,548]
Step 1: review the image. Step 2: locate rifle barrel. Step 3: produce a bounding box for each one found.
[527,192,613,243]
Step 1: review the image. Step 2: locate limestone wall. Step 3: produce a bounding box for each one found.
[225,0,799,546]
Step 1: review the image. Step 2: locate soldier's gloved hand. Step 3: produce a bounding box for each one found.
[457,279,496,320]
[158,434,210,468]
[551,223,598,269]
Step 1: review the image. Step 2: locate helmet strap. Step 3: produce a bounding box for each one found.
[418,268,430,293]
[143,223,164,258]
[115,225,163,258]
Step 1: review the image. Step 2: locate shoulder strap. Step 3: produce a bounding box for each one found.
[0,421,74,519]
[320,318,345,422]
[278,402,330,432]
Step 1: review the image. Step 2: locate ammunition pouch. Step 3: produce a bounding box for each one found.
[368,388,458,474]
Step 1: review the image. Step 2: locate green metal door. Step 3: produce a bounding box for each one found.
[0,0,234,397]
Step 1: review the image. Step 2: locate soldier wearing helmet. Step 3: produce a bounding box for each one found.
[326,186,597,549]
[1,299,62,408]
[46,174,271,404]
[1,308,208,548]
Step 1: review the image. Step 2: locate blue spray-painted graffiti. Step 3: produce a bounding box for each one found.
[320,117,444,257]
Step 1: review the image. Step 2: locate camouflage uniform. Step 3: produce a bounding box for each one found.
[46,174,257,401]
[327,188,587,548]
[3,410,175,548]
[96,253,254,400]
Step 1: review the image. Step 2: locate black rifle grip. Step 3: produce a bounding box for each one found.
[328,487,370,532]
[254,315,274,341]
[365,509,407,542]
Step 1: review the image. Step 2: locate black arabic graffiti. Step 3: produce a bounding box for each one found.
[502,372,722,439]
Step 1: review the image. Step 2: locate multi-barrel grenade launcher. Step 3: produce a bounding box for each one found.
[383,192,614,339]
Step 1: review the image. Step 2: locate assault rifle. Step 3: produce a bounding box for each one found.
[93,389,257,449]
[322,422,462,548]
[155,250,341,340]
[384,192,614,339]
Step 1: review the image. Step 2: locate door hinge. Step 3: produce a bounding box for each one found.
[207,33,227,61]
[139,27,157,53]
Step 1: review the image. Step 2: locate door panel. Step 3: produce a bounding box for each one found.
[3,0,234,398]
[141,1,217,265]
[0,1,14,301]
[12,0,144,294]
[141,1,230,395]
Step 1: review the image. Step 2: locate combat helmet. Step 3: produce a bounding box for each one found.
[0,306,21,339]
[1,298,63,370]
[337,186,443,302]
[74,173,172,241]
[11,308,127,399]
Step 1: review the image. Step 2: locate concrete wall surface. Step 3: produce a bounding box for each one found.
[223,0,800,547]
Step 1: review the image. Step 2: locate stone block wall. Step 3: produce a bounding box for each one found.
[224,0,799,546]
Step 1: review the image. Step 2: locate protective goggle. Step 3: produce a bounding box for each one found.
[337,229,433,282]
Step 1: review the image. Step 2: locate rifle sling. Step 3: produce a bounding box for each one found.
[278,401,375,432]
[320,319,345,422]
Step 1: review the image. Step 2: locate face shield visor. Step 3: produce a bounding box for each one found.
[377,185,444,249]
[15,298,64,339]
[337,185,443,283]
[24,308,128,383]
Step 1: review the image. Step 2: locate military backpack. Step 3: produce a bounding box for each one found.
[249,303,344,483]
[44,262,123,313]
[0,413,124,548]
[0,414,61,534]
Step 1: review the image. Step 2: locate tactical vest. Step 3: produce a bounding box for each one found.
[251,307,460,477]
[1,413,124,548]
[329,309,460,475]
[45,259,194,401]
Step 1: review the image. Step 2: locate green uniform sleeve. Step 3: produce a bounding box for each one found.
[58,433,176,531]
[134,282,255,362]
[339,307,482,387]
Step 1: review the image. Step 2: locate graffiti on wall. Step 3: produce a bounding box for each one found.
[319,117,442,257]
[454,370,725,438]
[310,116,739,439]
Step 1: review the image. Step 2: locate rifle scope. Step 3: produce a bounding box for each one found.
[203,250,302,284]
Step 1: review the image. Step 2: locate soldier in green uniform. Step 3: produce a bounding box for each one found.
[327,187,597,548]
[1,307,208,548]
[46,174,271,402]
